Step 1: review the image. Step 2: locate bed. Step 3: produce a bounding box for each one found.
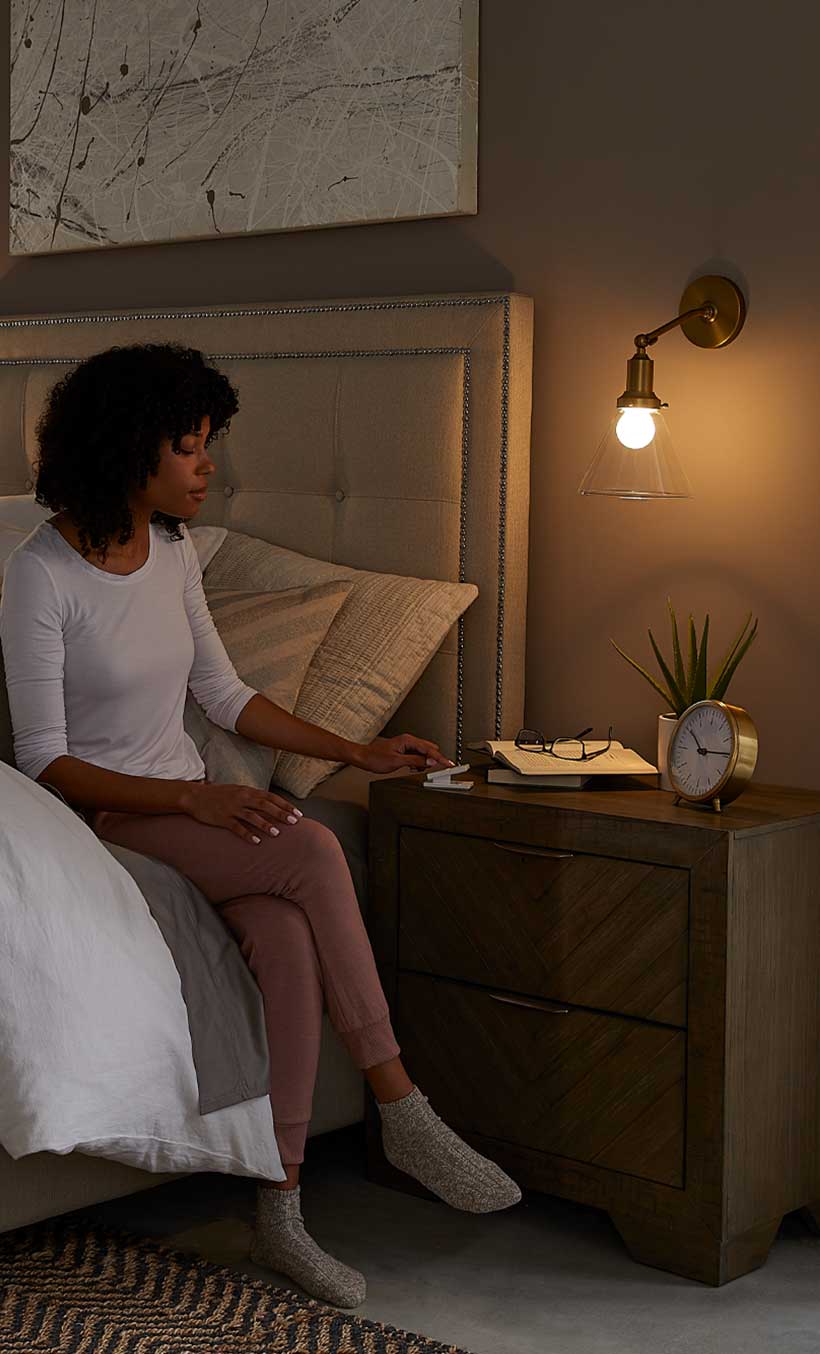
[0,288,533,1233]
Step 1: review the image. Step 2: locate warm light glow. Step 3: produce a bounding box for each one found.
[616,408,657,449]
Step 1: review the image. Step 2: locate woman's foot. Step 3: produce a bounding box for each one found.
[250,1183,367,1308]
[378,1086,523,1213]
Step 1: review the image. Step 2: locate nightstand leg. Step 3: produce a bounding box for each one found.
[609,1210,781,1285]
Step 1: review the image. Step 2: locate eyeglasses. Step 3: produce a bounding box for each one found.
[514,725,614,762]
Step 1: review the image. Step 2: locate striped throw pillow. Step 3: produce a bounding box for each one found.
[201,531,479,799]
[183,580,353,790]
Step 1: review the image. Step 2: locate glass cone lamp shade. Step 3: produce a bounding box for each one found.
[578,406,692,499]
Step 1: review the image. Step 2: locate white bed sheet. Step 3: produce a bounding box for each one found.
[0,760,284,1181]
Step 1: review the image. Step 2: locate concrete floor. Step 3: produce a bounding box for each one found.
[81,1125,820,1354]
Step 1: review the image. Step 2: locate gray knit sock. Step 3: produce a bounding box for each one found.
[378,1086,522,1213]
[250,1183,367,1308]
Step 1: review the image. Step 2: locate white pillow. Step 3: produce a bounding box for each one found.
[188,525,228,572]
[0,760,284,1180]
[0,497,50,582]
[0,525,28,580]
[0,495,51,532]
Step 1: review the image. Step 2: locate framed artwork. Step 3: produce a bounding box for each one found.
[10,0,479,255]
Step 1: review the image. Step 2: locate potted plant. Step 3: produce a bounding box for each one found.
[611,600,759,790]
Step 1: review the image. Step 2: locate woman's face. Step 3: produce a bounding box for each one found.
[131,414,215,520]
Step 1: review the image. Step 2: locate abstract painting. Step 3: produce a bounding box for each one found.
[10,0,479,254]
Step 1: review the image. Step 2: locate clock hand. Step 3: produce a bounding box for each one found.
[701,749,730,756]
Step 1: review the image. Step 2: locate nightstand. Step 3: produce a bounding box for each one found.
[365,758,820,1286]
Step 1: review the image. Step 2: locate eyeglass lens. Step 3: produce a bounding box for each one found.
[515,726,613,760]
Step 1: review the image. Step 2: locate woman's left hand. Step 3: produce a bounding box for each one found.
[357,734,455,775]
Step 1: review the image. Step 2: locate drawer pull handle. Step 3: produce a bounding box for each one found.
[489,993,571,1015]
[491,841,574,860]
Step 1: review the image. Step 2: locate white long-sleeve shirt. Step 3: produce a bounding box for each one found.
[0,519,257,783]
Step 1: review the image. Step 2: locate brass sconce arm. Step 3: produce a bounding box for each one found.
[634,302,717,352]
[618,276,747,411]
[634,274,746,355]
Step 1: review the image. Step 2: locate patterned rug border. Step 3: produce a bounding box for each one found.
[0,1217,475,1354]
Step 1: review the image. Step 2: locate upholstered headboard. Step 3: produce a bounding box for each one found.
[0,290,533,763]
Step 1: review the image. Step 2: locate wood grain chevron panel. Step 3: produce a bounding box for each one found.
[397,971,685,1187]
[399,827,689,1026]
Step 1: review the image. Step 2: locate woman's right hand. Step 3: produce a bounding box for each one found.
[182,781,303,844]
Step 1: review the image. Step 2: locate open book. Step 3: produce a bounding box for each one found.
[466,739,657,786]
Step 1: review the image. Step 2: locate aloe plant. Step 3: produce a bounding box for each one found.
[611,600,758,718]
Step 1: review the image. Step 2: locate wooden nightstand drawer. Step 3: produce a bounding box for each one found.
[398,827,689,1027]
[397,971,685,1188]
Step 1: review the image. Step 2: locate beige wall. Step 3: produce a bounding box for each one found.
[2,2,817,788]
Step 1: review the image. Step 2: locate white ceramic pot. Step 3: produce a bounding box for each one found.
[657,712,679,791]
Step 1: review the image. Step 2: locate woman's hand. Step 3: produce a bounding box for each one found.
[182,782,303,844]
[357,734,455,775]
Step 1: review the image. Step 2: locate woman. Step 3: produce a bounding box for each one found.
[0,343,521,1309]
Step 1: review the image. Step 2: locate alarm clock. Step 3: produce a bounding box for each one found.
[667,700,759,812]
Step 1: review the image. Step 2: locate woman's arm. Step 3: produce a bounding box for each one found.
[1,549,71,781]
[182,534,260,732]
[34,754,198,815]
[35,695,441,820]
[234,693,366,767]
[235,694,453,775]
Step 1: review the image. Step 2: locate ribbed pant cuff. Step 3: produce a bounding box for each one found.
[337,1014,401,1069]
[274,1120,310,1166]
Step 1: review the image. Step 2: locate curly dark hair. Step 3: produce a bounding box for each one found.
[33,342,239,564]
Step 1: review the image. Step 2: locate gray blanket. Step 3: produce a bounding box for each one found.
[100,841,271,1116]
[40,781,270,1116]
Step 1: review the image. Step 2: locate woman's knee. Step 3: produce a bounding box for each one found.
[280,816,349,878]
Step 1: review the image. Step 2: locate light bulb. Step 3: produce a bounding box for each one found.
[616,408,657,449]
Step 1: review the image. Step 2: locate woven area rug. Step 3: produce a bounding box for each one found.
[0,1220,474,1353]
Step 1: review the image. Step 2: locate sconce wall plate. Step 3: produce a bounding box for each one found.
[678,276,746,349]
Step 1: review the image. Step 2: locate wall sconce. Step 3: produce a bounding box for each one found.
[578,274,747,500]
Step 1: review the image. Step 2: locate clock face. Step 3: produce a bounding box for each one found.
[669,703,735,799]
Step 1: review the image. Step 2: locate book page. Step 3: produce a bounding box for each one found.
[472,740,657,777]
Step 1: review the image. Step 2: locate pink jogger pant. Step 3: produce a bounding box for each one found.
[89,797,401,1165]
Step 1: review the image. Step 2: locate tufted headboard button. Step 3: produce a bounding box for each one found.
[335,489,345,502]
[223,485,235,498]
[24,478,32,491]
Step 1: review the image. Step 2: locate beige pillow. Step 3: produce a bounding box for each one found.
[202,531,479,799]
[183,580,353,788]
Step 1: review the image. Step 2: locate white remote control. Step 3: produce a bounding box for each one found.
[423,762,474,792]
[426,762,471,779]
